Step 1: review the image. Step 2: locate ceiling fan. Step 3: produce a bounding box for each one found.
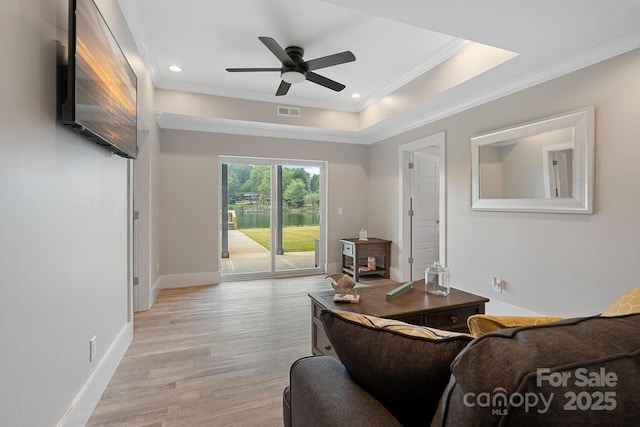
[226,36,356,96]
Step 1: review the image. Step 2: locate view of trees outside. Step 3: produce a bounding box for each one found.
[225,164,321,254]
[221,163,321,270]
[227,164,320,209]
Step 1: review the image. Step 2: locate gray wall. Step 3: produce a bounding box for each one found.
[159,130,370,282]
[0,0,160,425]
[369,48,640,317]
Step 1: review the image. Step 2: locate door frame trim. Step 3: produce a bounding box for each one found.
[398,131,447,281]
[218,155,327,279]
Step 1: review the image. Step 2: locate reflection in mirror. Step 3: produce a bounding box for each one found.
[479,127,574,199]
[471,107,594,213]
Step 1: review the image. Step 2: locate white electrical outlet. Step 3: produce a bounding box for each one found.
[338,207,343,216]
[89,336,97,362]
[492,277,503,293]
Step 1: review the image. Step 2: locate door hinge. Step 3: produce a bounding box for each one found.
[408,257,414,264]
[408,162,414,169]
[133,210,139,220]
[133,277,139,286]
[408,209,414,217]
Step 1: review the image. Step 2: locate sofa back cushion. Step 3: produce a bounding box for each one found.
[432,313,640,427]
[320,309,473,427]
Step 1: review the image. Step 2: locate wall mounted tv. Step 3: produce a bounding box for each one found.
[62,0,137,159]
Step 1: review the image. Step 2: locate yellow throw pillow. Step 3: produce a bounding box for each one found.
[466,285,640,337]
[467,314,564,337]
[601,284,640,316]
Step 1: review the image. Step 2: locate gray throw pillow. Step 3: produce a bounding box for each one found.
[320,309,473,427]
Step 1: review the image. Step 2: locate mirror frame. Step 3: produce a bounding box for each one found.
[471,107,594,213]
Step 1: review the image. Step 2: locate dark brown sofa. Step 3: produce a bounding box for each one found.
[284,311,640,426]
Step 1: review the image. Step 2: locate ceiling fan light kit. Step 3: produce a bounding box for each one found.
[226,36,355,96]
[281,71,306,84]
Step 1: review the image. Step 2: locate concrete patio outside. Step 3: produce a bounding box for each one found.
[220,230,317,274]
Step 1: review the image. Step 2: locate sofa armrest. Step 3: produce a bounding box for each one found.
[467,314,565,337]
[285,356,402,427]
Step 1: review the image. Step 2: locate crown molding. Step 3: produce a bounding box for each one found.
[117,0,161,85]
[156,29,640,146]
[155,80,360,113]
[152,39,471,114]
[364,28,640,144]
[355,39,471,111]
[119,0,470,116]
[156,113,369,144]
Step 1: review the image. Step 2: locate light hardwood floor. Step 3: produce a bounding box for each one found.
[87,275,334,427]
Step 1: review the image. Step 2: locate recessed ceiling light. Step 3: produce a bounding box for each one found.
[169,65,182,73]
[351,93,361,99]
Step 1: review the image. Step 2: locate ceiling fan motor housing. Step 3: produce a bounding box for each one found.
[284,46,305,64]
[281,46,307,83]
[283,46,307,70]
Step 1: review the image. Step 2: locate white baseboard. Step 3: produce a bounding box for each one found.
[151,276,162,304]
[485,299,544,317]
[58,322,133,427]
[155,272,221,290]
[326,262,340,274]
[389,267,403,282]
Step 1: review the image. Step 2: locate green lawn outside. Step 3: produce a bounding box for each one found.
[241,226,320,252]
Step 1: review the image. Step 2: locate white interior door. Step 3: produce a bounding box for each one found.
[552,150,571,198]
[543,144,573,199]
[412,151,439,280]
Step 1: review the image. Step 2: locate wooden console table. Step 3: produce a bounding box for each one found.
[340,237,391,281]
[309,281,489,358]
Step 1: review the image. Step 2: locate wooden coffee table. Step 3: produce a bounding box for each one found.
[309,280,489,358]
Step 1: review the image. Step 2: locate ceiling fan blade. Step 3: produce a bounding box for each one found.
[226,67,282,72]
[276,81,291,96]
[259,36,296,67]
[306,72,346,92]
[305,51,356,71]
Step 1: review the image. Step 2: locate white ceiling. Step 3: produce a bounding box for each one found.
[118,0,640,143]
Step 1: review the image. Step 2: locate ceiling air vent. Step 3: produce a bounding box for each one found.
[277,106,301,118]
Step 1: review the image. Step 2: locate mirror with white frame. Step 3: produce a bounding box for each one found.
[471,107,594,213]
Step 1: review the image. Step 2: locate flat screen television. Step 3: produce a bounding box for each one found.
[62,0,137,159]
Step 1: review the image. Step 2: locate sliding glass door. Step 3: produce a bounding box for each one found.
[220,157,325,278]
